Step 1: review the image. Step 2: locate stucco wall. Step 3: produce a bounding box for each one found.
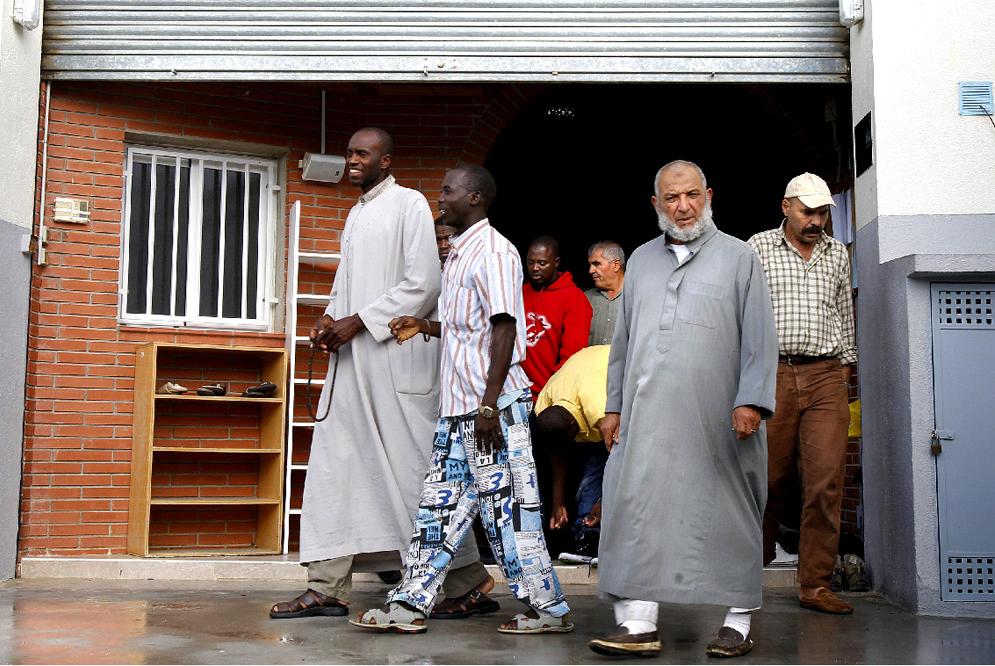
[0,0,43,230]
[869,0,995,221]
[852,0,995,617]
[853,0,995,231]
[0,0,42,580]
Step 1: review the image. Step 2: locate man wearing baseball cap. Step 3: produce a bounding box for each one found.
[747,172,857,615]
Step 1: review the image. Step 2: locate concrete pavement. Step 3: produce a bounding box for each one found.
[1,579,993,664]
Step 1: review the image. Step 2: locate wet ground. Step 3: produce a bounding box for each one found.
[0,580,993,664]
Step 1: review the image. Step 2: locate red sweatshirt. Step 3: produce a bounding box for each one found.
[522,271,593,397]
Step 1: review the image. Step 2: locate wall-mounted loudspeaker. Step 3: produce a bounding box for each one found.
[301,153,345,183]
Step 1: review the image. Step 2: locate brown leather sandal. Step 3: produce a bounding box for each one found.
[430,588,500,619]
[269,589,348,619]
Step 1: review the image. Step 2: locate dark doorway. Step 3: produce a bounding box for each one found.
[485,83,853,284]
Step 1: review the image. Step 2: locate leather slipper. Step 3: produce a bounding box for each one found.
[196,383,227,396]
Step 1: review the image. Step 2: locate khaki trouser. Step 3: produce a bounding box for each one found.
[306,549,488,601]
[762,359,851,594]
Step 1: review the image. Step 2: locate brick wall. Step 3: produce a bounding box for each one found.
[22,80,530,557]
[21,79,865,557]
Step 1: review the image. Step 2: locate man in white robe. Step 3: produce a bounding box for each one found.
[589,161,778,658]
[271,128,489,619]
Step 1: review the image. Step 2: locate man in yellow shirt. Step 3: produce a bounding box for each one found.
[534,344,610,557]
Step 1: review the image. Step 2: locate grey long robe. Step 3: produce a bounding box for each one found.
[300,180,444,568]
[598,225,778,609]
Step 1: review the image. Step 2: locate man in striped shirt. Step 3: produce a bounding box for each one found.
[747,172,857,616]
[352,164,572,635]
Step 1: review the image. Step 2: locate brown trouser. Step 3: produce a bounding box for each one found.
[307,556,489,602]
[762,359,851,594]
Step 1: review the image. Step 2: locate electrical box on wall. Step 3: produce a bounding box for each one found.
[300,153,345,183]
[53,197,90,224]
[11,0,42,30]
[839,0,864,27]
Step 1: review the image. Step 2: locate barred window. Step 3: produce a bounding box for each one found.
[121,147,278,329]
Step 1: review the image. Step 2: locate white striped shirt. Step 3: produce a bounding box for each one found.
[439,218,531,417]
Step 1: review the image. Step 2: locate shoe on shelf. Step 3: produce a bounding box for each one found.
[156,381,189,395]
[243,380,277,398]
[196,383,227,396]
[843,554,870,592]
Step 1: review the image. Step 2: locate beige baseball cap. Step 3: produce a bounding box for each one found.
[784,172,835,208]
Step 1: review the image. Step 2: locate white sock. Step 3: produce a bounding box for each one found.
[614,599,658,634]
[621,619,658,634]
[723,607,752,637]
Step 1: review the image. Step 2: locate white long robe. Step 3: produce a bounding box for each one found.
[598,226,778,609]
[299,180,443,568]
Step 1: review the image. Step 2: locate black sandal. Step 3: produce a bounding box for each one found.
[196,383,227,396]
[430,588,500,619]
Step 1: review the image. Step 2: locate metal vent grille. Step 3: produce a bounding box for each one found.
[945,556,995,599]
[959,81,994,116]
[936,289,994,328]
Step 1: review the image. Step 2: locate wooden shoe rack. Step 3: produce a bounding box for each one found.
[127,342,287,557]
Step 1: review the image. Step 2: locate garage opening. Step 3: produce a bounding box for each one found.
[485,83,853,280]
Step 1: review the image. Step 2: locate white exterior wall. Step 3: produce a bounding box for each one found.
[855,0,995,230]
[0,0,43,229]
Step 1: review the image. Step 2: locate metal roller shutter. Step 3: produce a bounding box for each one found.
[42,0,849,83]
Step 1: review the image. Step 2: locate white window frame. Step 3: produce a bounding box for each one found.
[119,145,279,331]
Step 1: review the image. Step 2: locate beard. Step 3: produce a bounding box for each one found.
[657,201,716,242]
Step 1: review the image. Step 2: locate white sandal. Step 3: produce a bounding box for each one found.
[349,604,428,634]
[497,611,574,634]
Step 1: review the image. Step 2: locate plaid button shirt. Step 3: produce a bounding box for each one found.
[747,224,857,364]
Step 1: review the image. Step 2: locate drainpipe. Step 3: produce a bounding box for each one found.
[36,81,51,266]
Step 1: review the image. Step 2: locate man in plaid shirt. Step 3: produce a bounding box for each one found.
[747,172,857,616]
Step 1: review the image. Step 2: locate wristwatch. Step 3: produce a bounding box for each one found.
[479,404,498,419]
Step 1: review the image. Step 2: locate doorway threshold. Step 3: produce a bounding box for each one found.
[19,556,797,587]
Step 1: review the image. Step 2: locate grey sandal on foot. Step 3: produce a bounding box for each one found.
[350,604,428,634]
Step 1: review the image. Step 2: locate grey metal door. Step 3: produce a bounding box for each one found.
[931,283,995,601]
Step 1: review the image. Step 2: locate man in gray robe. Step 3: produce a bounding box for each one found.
[270,128,489,620]
[589,160,778,658]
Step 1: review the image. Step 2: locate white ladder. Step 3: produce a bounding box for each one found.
[282,200,341,553]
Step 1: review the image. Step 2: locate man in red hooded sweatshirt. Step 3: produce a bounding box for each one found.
[522,236,593,398]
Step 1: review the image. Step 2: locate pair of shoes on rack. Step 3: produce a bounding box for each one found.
[157,381,276,397]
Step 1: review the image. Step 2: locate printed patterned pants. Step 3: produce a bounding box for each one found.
[388,389,570,617]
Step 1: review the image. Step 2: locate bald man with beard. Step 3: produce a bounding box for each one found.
[591,160,778,659]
